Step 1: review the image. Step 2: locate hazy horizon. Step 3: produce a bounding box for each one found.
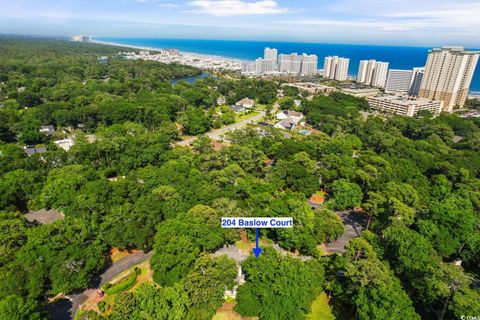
[1,0,480,47]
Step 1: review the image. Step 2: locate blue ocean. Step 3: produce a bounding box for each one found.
[96,37,480,93]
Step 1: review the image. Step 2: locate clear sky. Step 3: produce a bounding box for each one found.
[1,0,479,47]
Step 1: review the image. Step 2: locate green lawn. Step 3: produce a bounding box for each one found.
[237,111,259,121]
[307,292,335,320]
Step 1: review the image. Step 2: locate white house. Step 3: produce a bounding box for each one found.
[54,138,74,151]
[274,118,296,131]
[276,110,304,124]
[39,125,55,136]
[236,98,255,109]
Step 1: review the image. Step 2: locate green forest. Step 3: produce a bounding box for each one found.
[0,37,479,320]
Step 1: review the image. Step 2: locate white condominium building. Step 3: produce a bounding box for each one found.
[291,53,303,74]
[357,59,389,88]
[372,62,389,88]
[241,48,318,76]
[279,54,292,72]
[241,61,256,73]
[264,47,278,62]
[368,95,443,117]
[358,59,375,84]
[71,35,90,42]
[419,46,479,112]
[323,56,350,81]
[301,54,318,76]
[253,58,276,73]
[385,69,414,92]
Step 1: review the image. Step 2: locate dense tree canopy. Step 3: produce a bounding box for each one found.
[0,37,479,320]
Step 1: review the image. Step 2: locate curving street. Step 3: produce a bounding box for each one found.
[49,251,154,320]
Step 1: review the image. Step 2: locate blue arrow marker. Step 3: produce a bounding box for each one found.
[252,228,262,258]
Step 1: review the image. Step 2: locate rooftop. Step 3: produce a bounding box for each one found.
[430,46,480,54]
[236,98,255,106]
[369,95,440,106]
[25,209,64,225]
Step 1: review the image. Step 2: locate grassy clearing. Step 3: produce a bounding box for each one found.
[237,111,260,121]
[307,292,335,320]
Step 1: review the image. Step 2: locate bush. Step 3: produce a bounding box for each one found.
[97,301,108,313]
[104,271,137,296]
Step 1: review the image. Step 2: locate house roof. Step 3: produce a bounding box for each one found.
[231,105,245,113]
[236,98,255,106]
[309,194,325,205]
[23,146,47,156]
[54,138,74,151]
[279,110,304,118]
[275,118,295,130]
[39,125,55,135]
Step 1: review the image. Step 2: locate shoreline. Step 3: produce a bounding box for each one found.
[90,38,480,93]
[90,38,249,63]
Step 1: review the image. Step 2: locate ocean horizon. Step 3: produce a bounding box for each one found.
[95,37,480,93]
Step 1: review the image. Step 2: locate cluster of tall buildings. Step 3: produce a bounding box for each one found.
[419,46,479,112]
[241,48,318,76]
[367,47,479,116]
[242,45,478,112]
[350,47,478,111]
[71,35,90,42]
[381,47,479,111]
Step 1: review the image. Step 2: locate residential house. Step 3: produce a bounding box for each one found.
[276,110,304,124]
[274,118,296,131]
[39,125,55,136]
[236,98,255,109]
[23,146,47,157]
[230,105,245,113]
[308,191,326,209]
[54,138,74,151]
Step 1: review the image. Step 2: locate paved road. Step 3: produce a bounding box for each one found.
[176,101,279,147]
[98,251,153,286]
[49,251,154,320]
[177,111,266,147]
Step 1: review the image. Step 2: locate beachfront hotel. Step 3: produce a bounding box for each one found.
[419,46,479,111]
[323,56,350,81]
